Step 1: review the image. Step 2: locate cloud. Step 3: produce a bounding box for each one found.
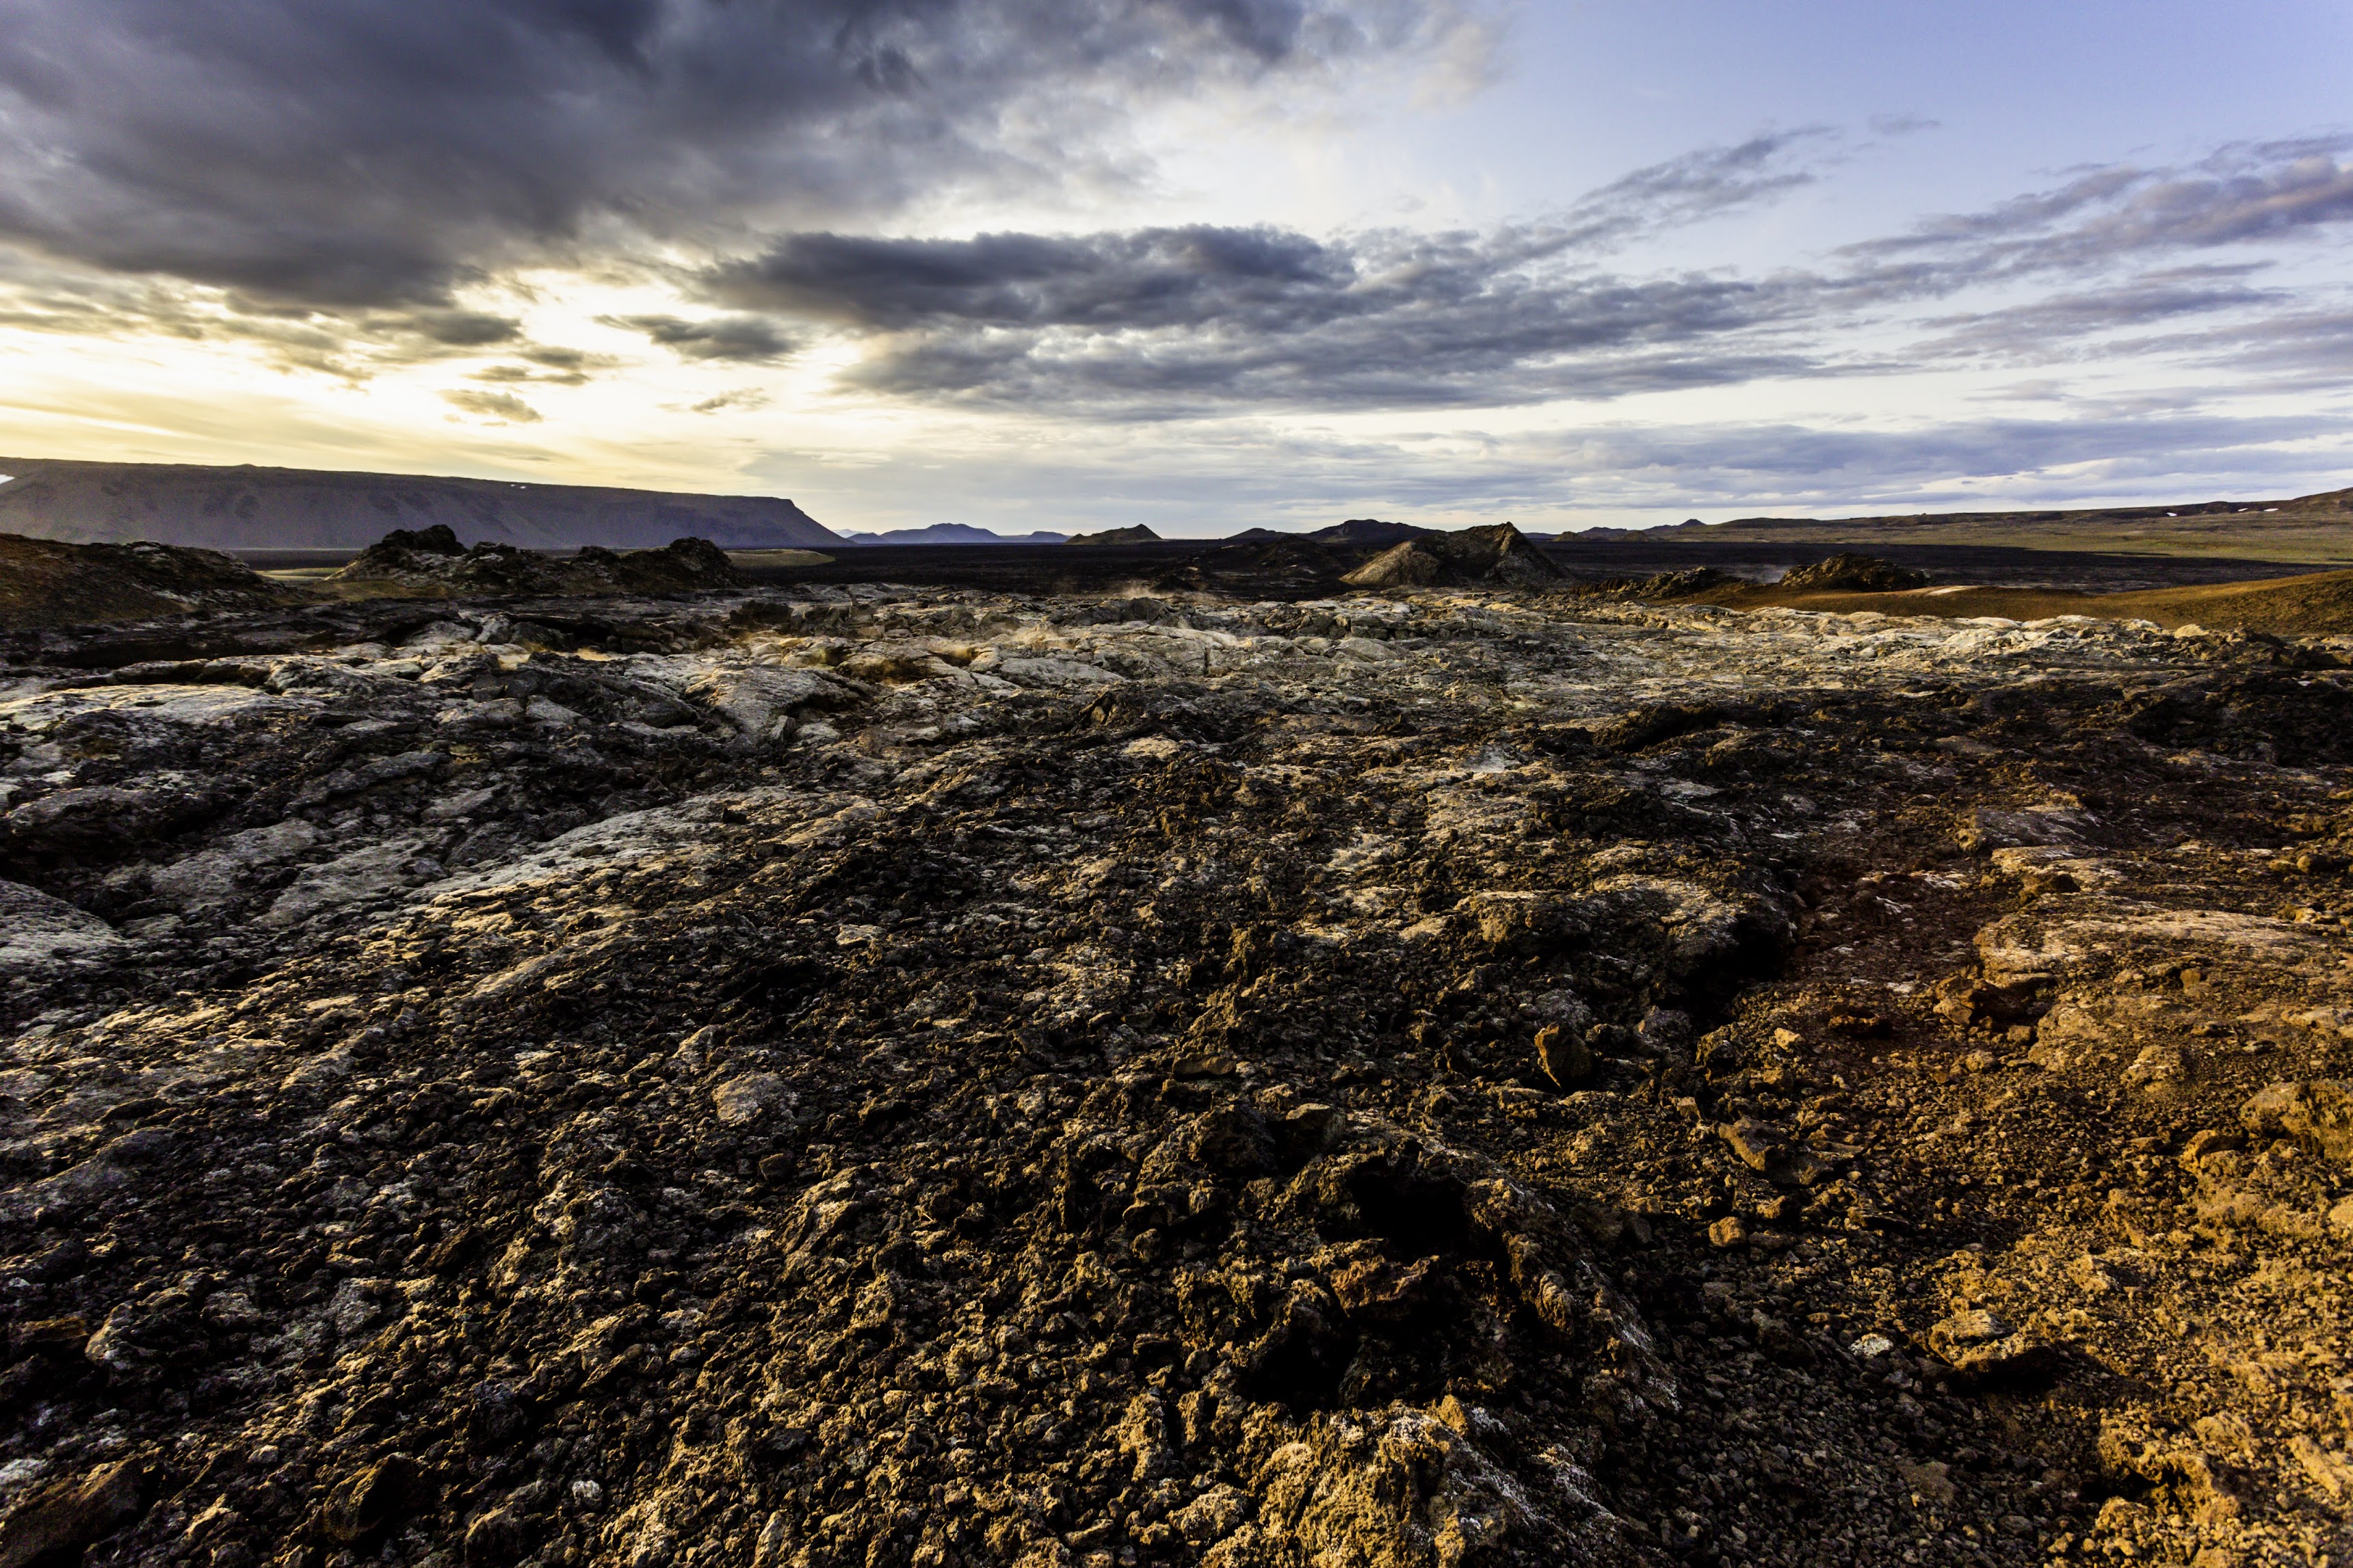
[2116,306,2353,386]
[443,388,542,423]
[704,217,1842,412]
[0,0,1477,306]
[1867,114,1940,138]
[7,71,2350,449]
[705,131,1844,330]
[472,364,591,387]
[692,135,2353,417]
[520,345,606,371]
[687,389,772,415]
[603,314,796,364]
[1912,266,2283,359]
[1848,136,2353,274]
[709,226,1354,330]
[1543,128,1841,250]
[408,310,522,347]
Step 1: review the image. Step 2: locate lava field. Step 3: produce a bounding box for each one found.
[6,578,2353,1567]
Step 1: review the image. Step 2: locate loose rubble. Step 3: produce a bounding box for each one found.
[3,574,2353,1567]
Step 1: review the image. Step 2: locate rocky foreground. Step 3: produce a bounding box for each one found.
[3,581,2353,1567]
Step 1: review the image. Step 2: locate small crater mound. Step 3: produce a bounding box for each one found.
[1778,553,1930,592]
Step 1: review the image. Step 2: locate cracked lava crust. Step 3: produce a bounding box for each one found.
[5,580,2353,1567]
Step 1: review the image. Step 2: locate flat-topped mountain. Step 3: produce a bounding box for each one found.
[839,523,1070,545]
[0,457,839,551]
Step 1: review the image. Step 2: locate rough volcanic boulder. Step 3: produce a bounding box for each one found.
[2242,1080,2353,1162]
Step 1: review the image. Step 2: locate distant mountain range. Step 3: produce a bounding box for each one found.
[839,523,1070,545]
[21,457,2335,566]
[0,458,839,550]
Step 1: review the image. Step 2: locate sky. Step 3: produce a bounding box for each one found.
[0,0,2350,537]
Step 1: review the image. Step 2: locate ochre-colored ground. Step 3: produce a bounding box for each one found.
[1620,485,2353,565]
[1683,568,2353,636]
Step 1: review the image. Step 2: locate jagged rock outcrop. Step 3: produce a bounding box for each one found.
[1341,523,1564,589]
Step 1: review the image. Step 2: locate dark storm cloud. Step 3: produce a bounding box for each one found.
[826,261,1830,413]
[694,135,2353,416]
[709,226,1348,331]
[699,138,1869,413]
[0,0,1458,306]
[713,215,1850,412]
[706,132,1841,329]
[603,314,797,363]
[409,312,525,348]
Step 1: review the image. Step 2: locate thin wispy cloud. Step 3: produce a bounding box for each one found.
[1848,136,2353,270]
[2116,307,2353,386]
[1913,267,2287,360]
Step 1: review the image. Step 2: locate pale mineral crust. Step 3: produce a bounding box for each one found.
[3,579,2352,1567]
